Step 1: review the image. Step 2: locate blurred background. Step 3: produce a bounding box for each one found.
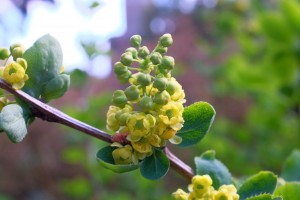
[0,0,299,199]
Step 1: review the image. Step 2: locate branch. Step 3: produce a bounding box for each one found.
[0,79,194,180]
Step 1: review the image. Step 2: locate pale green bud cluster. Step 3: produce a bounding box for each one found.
[107,33,185,165]
[0,43,28,90]
[172,175,239,200]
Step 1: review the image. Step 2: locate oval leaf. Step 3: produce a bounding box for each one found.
[140,149,170,180]
[281,149,300,181]
[274,182,300,200]
[177,101,216,147]
[41,74,70,102]
[22,34,63,97]
[195,150,232,189]
[0,104,28,143]
[238,171,277,200]
[96,146,139,173]
[246,194,282,200]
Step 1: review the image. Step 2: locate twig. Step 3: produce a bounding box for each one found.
[0,78,194,180]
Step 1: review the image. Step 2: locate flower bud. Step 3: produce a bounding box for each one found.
[112,90,127,107]
[136,72,151,86]
[161,56,175,69]
[112,145,134,165]
[114,62,128,75]
[0,48,10,60]
[124,85,140,101]
[120,52,133,66]
[153,90,170,105]
[159,33,173,47]
[166,80,177,95]
[117,70,132,84]
[130,35,142,48]
[10,43,25,61]
[153,76,168,91]
[125,47,138,59]
[16,58,27,70]
[155,46,168,54]
[119,112,131,126]
[138,96,153,112]
[11,47,25,61]
[138,46,150,59]
[150,52,162,65]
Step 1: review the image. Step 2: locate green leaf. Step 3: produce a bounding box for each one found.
[281,149,300,181]
[96,146,139,173]
[274,182,300,200]
[41,74,70,102]
[0,104,28,143]
[140,149,170,180]
[194,150,232,189]
[177,102,216,147]
[246,194,282,200]
[238,171,277,200]
[22,34,63,97]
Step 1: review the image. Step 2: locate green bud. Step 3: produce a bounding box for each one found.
[166,80,177,95]
[138,96,153,112]
[117,70,132,84]
[161,56,175,69]
[138,46,150,59]
[0,48,10,60]
[124,85,140,101]
[119,113,130,126]
[125,47,138,59]
[153,76,168,91]
[136,72,151,86]
[16,58,27,70]
[153,90,170,105]
[10,42,23,52]
[130,35,142,48]
[150,52,162,65]
[11,46,25,61]
[112,90,127,107]
[114,62,128,75]
[155,46,168,54]
[159,33,173,47]
[120,52,133,66]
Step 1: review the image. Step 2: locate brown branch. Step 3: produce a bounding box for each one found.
[0,78,194,180]
[164,147,194,180]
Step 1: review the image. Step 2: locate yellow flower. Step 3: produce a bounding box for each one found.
[156,122,177,140]
[131,139,152,153]
[190,175,213,198]
[213,185,239,200]
[3,60,28,90]
[112,144,134,165]
[168,78,186,103]
[172,189,188,200]
[106,105,121,131]
[159,101,184,131]
[0,97,8,111]
[126,112,156,142]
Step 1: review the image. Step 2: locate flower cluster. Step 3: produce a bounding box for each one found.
[0,43,28,89]
[172,175,239,200]
[106,33,186,165]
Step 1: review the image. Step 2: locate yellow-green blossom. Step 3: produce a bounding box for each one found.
[159,101,184,131]
[2,59,28,90]
[126,113,156,142]
[0,97,8,111]
[172,189,188,200]
[112,144,134,165]
[172,175,239,200]
[190,175,213,198]
[106,105,121,131]
[213,185,239,200]
[168,77,186,103]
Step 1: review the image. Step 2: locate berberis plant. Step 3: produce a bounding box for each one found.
[0,34,299,199]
